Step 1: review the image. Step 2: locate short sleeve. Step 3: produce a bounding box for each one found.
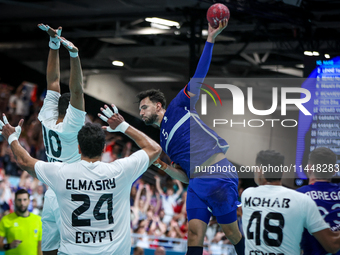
[116,150,149,185]
[35,161,63,191]
[304,194,330,234]
[38,90,60,122]
[62,103,86,133]
[0,217,6,237]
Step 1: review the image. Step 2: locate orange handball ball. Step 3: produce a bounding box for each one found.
[207,3,230,28]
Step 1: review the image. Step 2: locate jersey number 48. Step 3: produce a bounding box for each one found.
[246,211,285,247]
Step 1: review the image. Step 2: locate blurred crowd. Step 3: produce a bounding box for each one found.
[0,81,244,254]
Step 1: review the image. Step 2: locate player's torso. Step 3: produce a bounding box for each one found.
[56,161,131,254]
[242,186,305,255]
[160,104,190,174]
[41,121,80,163]
[161,94,229,176]
[300,182,340,228]
[4,214,41,255]
[298,183,340,255]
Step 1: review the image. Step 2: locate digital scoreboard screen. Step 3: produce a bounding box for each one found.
[295,57,340,183]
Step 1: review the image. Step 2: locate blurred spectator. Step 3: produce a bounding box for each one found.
[154,246,166,255]
[0,83,13,114]
[133,246,144,255]
[133,183,152,222]
[32,184,44,210]
[154,176,183,225]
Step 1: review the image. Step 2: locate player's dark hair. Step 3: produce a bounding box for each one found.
[15,189,30,199]
[78,123,106,159]
[58,92,71,117]
[309,147,337,180]
[136,89,167,109]
[256,150,285,182]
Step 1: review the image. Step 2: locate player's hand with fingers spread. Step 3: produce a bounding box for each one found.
[98,104,130,133]
[10,240,22,249]
[207,19,228,43]
[0,114,24,145]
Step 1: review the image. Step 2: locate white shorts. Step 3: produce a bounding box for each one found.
[41,188,61,251]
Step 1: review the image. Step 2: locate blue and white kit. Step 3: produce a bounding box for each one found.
[159,41,240,224]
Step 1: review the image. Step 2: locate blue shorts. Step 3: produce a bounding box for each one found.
[186,159,240,224]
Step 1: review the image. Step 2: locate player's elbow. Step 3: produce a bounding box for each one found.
[71,87,83,97]
[16,157,29,171]
[148,143,162,162]
[152,143,162,159]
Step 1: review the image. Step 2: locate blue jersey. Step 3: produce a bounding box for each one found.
[160,42,231,178]
[297,182,340,255]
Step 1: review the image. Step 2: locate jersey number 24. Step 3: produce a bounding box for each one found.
[71,194,114,227]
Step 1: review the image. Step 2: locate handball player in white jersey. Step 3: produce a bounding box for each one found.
[0,108,161,255]
[37,24,86,255]
[242,150,340,255]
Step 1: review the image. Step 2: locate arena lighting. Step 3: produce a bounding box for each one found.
[304,51,313,56]
[313,51,320,56]
[150,23,170,30]
[325,54,330,59]
[202,30,208,36]
[145,17,180,28]
[112,61,124,67]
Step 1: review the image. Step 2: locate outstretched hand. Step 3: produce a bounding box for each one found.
[98,104,126,132]
[207,19,228,43]
[57,36,79,53]
[37,23,62,38]
[0,114,24,144]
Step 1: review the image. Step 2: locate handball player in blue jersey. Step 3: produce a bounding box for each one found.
[136,20,244,255]
[297,147,340,255]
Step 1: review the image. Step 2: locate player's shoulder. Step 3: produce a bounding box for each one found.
[242,185,263,195]
[296,185,311,193]
[242,186,256,194]
[29,213,42,221]
[169,88,189,107]
[1,212,17,222]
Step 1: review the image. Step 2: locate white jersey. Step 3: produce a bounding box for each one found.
[161,193,179,216]
[241,185,329,255]
[35,150,150,255]
[38,90,86,163]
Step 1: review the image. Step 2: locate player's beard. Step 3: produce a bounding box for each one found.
[144,113,158,125]
[16,205,28,214]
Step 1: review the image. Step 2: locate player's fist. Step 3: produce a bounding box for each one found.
[153,158,168,171]
[10,240,22,249]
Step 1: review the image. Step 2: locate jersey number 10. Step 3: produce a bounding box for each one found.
[42,126,62,158]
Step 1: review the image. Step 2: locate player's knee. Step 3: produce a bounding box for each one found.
[188,226,199,238]
[222,224,241,241]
